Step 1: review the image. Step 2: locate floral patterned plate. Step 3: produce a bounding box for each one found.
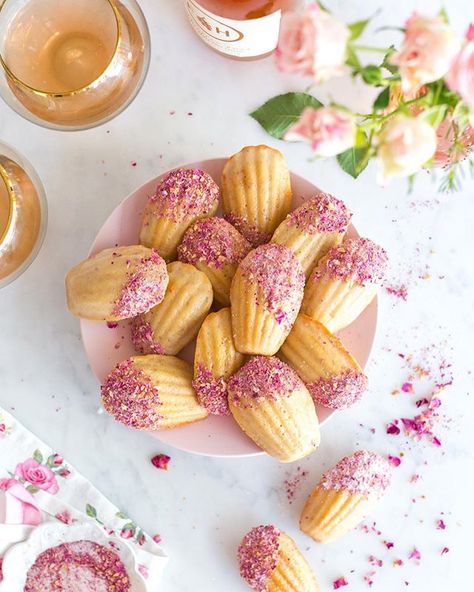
[80,158,378,457]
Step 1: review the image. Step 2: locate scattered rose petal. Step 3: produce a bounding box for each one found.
[383,540,394,549]
[436,519,446,530]
[401,382,414,393]
[393,559,404,567]
[284,467,308,504]
[106,321,118,329]
[388,455,402,467]
[408,547,421,561]
[364,571,376,587]
[368,555,383,567]
[151,454,171,470]
[152,534,162,544]
[410,474,420,483]
[386,422,401,435]
[441,547,449,555]
[333,577,348,589]
[415,398,429,407]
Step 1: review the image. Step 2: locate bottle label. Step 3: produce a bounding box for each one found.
[185,0,282,58]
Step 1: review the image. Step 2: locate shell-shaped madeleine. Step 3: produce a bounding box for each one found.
[193,308,246,416]
[300,450,392,543]
[238,525,320,592]
[271,192,351,278]
[302,238,387,332]
[230,244,305,356]
[131,262,213,355]
[139,168,220,261]
[228,357,320,462]
[279,314,367,409]
[65,246,168,321]
[222,145,292,246]
[178,217,251,306]
[101,355,208,430]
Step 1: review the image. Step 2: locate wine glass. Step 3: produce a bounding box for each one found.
[0,0,151,130]
[0,141,47,289]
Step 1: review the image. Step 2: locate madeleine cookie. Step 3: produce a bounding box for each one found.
[131,262,213,355]
[222,145,292,246]
[230,244,305,356]
[302,238,387,332]
[279,315,367,409]
[238,525,320,592]
[139,168,219,261]
[65,246,168,321]
[228,357,320,462]
[193,308,246,416]
[101,355,208,430]
[178,217,251,306]
[271,192,351,277]
[300,450,392,543]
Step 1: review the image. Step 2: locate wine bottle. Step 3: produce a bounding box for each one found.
[185,0,301,60]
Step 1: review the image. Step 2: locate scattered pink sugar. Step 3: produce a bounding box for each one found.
[385,283,408,300]
[284,467,308,503]
[320,450,392,498]
[408,547,421,561]
[436,519,446,530]
[148,168,219,222]
[193,364,230,416]
[387,455,401,467]
[152,534,162,544]
[101,358,162,430]
[364,571,376,587]
[383,540,394,549]
[399,395,443,445]
[178,217,251,269]
[410,474,420,483]
[238,244,305,330]
[308,369,367,409]
[333,576,348,589]
[238,525,280,592]
[393,559,404,567]
[311,237,387,287]
[151,454,170,470]
[224,213,271,246]
[368,555,383,567]
[228,357,302,408]
[130,317,165,355]
[112,250,168,319]
[441,547,449,555]
[106,321,118,329]
[285,192,352,234]
[24,540,130,592]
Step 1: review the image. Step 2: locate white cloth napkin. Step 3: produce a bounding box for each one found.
[0,406,168,587]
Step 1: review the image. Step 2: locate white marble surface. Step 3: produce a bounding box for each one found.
[1,0,473,590]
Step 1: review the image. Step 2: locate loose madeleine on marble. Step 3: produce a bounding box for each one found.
[271,192,352,278]
[279,314,367,410]
[300,450,392,543]
[193,308,246,416]
[101,355,208,430]
[177,217,251,306]
[139,168,219,261]
[302,237,387,333]
[65,245,168,322]
[230,244,305,356]
[238,525,320,592]
[222,145,292,246]
[131,262,213,356]
[228,357,320,462]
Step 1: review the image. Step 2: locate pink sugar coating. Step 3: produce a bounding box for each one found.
[130,317,165,355]
[178,217,251,269]
[24,540,130,592]
[112,250,168,319]
[311,237,387,287]
[308,369,368,410]
[228,356,302,407]
[238,243,305,330]
[149,168,219,222]
[286,192,352,234]
[320,450,392,498]
[238,525,281,592]
[192,364,230,416]
[101,358,162,430]
[224,213,271,246]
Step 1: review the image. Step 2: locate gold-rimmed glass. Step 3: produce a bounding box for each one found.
[0,0,150,130]
[0,141,47,289]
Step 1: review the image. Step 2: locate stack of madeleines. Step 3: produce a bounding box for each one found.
[66,146,391,591]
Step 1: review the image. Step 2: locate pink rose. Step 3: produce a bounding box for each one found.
[52,454,63,465]
[15,459,59,494]
[285,106,355,157]
[276,5,350,83]
[0,424,6,439]
[378,114,437,182]
[0,478,41,525]
[391,13,460,92]
[120,527,134,539]
[433,113,474,167]
[55,509,73,524]
[447,25,474,112]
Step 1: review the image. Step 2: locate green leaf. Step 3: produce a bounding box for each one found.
[346,46,361,71]
[115,511,127,519]
[46,455,56,468]
[122,522,136,535]
[438,7,449,24]
[361,65,383,86]
[250,93,323,140]
[348,19,370,41]
[380,47,398,74]
[26,485,39,494]
[86,503,97,519]
[419,105,448,129]
[373,87,390,110]
[316,1,330,12]
[337,130,371,179]
[33,449,43,464]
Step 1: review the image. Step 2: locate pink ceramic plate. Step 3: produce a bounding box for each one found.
[80,158,378,457]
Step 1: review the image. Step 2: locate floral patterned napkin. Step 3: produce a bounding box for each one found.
[0,406,168,585]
